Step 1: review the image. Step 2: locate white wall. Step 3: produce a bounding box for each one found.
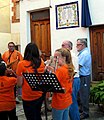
[0,33,11,54]
[11,23,20,33]
[11,23,20,45]
[20,0,104,55]
[0,0,11,33]
[88,0,104,25]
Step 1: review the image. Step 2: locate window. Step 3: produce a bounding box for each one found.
[12,0,20,23]
[16,1,20,19]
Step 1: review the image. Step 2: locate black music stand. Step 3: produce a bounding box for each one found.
[23,72,65,120]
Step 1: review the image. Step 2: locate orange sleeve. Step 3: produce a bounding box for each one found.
[17,51,23,61]
[16,61,24,76]
[2,51,8,63]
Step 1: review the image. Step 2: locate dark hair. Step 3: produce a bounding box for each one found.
[0,63,6,76]
[77,38,87,47]
[68,41,73,50]
[0,53,3,62]
[8,42,15,47]
[24,43,41,70]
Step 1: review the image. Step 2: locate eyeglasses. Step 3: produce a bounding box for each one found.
[76,44,83,46]
[9,46,15,47]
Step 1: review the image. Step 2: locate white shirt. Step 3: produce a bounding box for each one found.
[71,51,79,78]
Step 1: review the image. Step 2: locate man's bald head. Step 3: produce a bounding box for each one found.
[62,40,73,50]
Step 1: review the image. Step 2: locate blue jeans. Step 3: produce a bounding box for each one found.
[52,106,70,120]
[69,77,80,120]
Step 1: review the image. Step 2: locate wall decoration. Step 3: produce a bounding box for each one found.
[56,1,79,29]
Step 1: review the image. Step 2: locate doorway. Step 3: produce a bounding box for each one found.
[31,9,51,61]
[90,25,104,81]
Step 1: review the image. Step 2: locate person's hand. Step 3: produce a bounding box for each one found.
[44,60,51,66]
[46,66,54,73]
[5,68,17,77]
[6,68,13,74]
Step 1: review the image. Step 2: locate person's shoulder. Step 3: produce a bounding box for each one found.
[8,76,17,80]
[1,75,15,80]
[18,60,24,65]
[3,76,17,85]
[57,65,67,71]
[83,48,90,55]
[19,60,31,65]
[14,50,23,59]
[56,65,68,77]
[17,60,26,70]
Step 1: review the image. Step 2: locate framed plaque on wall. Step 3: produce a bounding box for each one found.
[55,1,79,29]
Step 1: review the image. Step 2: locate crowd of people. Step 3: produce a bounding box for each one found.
[0,39,91,120]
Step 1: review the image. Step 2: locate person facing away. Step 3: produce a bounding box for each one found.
[62,40,80,120]
[2,42,23,73]
[16,43,45,120]
[0,62,18,120]
[0,53,3,62]
[46,48,75,120]
[0,53,6,65]
[76,38,91,119]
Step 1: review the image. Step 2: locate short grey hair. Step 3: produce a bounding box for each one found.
[68,41,73,50]
[77,38,87,47]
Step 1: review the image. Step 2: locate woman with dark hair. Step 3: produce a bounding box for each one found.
[0,53,3,62]
[16,43,45,120]
[0,53,6,65]
[0,62,18,120]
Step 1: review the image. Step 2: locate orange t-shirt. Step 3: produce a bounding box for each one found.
[16,59,45,101]
[51,65,73,110]
[0,76,17,111]
[2,50,23,72]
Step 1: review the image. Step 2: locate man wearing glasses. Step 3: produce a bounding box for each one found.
[2,42,23,72]
[2,42,23,104]
[76,38,91,119]
[62,40,80,120]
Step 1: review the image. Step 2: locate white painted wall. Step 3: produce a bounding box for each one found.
[11,23,20,33]
[88,0,104,25]
[20,0,104,55]
[0,0,10,33]
[0,33,11,54]
[11,23,20,45]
